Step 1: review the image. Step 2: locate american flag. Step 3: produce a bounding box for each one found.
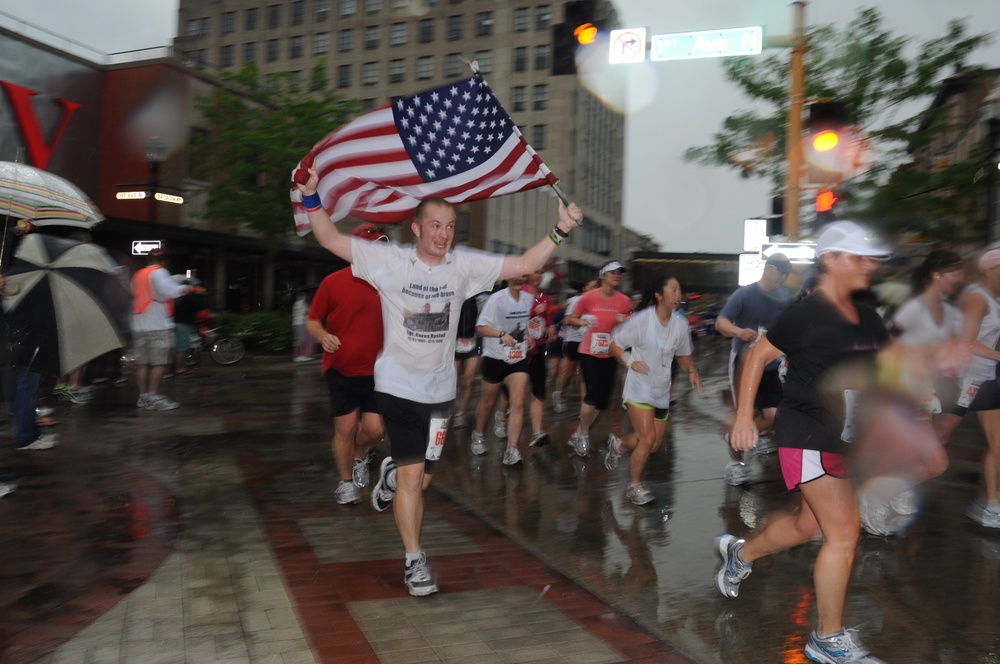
[291,72,558,235]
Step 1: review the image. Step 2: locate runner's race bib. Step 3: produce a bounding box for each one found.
[957,377,984,409]
[425,417,448,461]
[527,316,546,339]
[505,341,527,363]
[456,337,476,353]
[590,332,611,355]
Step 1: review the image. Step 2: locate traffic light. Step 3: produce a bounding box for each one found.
[815,188,838,227]
[551,0,601,76]
[805,102,851,185]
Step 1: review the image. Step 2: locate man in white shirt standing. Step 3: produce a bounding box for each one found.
[296,167,580,596]
[131,248,202,410]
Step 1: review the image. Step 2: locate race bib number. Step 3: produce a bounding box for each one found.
[957,377,984,409]
[590,332,611,355]
[456,337,475,353]
[505,341,527,363]
[841,389,859,443]
[425,417,448,461]
[527,316,546,340]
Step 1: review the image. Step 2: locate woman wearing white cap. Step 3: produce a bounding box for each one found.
[563,260,632,457]
[714,221,963,664]
[934,247,1000,529]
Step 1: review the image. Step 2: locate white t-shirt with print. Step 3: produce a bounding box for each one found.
[613,307,693,409]
[351,238,503,403]
[477,287,533,362]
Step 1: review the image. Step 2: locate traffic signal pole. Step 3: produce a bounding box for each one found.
[783,1,807,239]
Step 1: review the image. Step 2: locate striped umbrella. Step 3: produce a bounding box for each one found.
[0,161,104,229]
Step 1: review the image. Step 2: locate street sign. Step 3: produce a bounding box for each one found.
[154,192,184,205]
[609,28,646,64]
[744,218,768,253]
[651,26,763,62]
[116,191,147,200]
[132,240,162,256]
[762,242,816,264]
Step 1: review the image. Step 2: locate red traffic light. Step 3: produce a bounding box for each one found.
[816,189,838,213]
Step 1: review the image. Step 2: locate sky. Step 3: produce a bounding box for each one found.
[4,0,1000,253]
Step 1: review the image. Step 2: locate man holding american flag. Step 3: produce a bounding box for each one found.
[296,165,580,596]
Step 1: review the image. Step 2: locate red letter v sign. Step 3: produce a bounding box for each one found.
[1,81,82,170]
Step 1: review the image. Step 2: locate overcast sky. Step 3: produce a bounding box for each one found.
[4,0,1000,253]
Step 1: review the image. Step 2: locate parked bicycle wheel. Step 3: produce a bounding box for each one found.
[211,338,244,365]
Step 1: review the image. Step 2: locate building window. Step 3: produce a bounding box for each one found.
[473,49,492,74]
[513,7,529,32]
[185,18,210,38]
[513,47,527,72]
[337,64,352,88]
[416,55,434,80]
[290,35,304,58]
[268,4,281,28]
[314,32,329,54]
[475,12,493,37]
[222,11,236,34]
[388,58,405,83]
[511,86,526,112]
[220,44,234,67]
[536,5,551,30]
[266,39,279,61]
[534,44,550,70]
[362,98,377,111]
[364,25,380,49]
[365,0,382,12]
[288,70,302,89]
[445,53,463,77]
[245,8,258,30]
[446,15,462,40]
[532,124,547,150]
[316,0,331,20]
[244,42,257,63]
[340,0,357,16]
[338,28,354,51]
[418,18,434,43]
[291,1,305,25]
[533,84,548,110]
[362,61,378,85]
[390,22,407,46]
[391,0,407,8]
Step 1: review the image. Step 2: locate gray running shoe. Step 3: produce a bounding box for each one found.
[352,456,370,488]
[471,431,487,456]
[371,457,397,512]
[0,482,17,499]
[494,411,507,438]
[568,431,589,457]
[334,480,361,505]
[404,552,439,596]
[626,483,654,505]
[502,446,523,466]
[604,433,623,471]
[804,628,884,663]
[17,434,58,451]
[755,434,777,454]
[137,395,151,408]
[724,461,749,486]
[714,534,752,598]
[528,430,549,447]
[147,395,180,411]
[966,499,1000,528]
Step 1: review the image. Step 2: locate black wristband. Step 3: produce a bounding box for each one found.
[553,225,569,238]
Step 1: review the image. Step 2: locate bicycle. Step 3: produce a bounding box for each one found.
[186,321,245,366]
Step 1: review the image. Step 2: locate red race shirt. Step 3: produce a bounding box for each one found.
[308,267,383,377]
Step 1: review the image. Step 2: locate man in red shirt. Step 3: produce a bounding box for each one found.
[306,224,388,505]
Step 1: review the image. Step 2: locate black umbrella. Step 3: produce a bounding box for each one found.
[2,233,130,376]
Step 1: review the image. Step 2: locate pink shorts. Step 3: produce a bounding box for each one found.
[778,448,848,490]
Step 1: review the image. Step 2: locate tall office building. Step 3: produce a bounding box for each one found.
[175,0,651,286]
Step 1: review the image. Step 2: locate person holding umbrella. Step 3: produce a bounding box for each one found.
[131,247,202,410]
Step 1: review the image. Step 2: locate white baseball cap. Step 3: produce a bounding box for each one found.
[599,260,628,276]
[816,221,891,259]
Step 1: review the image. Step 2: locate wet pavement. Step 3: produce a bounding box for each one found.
[0,343,997,663]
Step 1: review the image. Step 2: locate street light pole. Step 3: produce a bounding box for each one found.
[783,1,807,239]
[144,138,166,225]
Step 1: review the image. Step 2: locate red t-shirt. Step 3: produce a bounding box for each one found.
[575,289,632,358]
[308,267,383,377]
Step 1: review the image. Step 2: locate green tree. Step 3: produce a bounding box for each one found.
[683,8,992,239]
[195,62,359,248]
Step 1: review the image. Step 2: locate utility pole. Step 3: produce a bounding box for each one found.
[783,1,807,239]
